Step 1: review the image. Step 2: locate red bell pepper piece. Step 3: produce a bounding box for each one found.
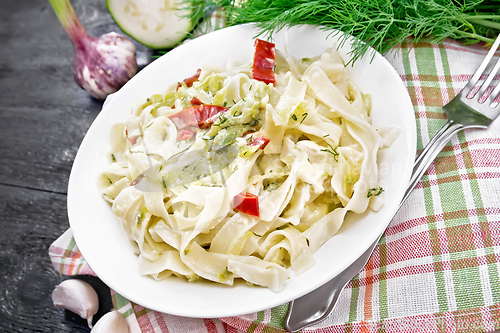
[176,129,196,141]
[127,135,139,145]
[190,97,202,105]
[252,39,275,85]
[247,135,270,150]
[177,69,201,90]
[233,192,260,217]
[125,129,140,145]
[168,105,228,130]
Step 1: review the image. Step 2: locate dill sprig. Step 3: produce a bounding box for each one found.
[183,0,500,63]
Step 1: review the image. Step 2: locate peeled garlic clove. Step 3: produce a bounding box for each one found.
[52,279,99,328]
[91,310,129,333]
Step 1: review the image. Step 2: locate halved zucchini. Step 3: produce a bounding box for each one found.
[107,0,195,49]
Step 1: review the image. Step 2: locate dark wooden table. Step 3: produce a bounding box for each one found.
[0,1,153,331]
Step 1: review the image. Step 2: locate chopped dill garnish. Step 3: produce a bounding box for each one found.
[300,112,308,124]
[277,223,292,230]
[321,143,339,162]
[367,187,385,198]
[167,145,192,161]
[189,0,500,64]
[213,114,228,126]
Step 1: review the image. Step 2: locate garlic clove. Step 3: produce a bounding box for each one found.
[91,310,129,333]
[52,279,99,328]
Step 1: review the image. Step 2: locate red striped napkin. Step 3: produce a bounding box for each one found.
[50,39,500,333]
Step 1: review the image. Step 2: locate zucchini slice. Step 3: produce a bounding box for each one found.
[107,0,195,49]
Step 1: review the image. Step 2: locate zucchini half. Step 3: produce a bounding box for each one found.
[107,0,195,49]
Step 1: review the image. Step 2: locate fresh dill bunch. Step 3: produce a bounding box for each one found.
[183,0,500,62]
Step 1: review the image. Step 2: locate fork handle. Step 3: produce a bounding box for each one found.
[404,119,465,202]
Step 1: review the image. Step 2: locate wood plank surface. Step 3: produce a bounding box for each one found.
[0,0,149,331]
[0,0,104,193]
[0,185,113,332]
[0,0,151,193]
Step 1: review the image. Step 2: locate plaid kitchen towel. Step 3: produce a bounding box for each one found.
[49,39,500,332]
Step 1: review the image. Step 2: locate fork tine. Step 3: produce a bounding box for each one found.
[491,80,500,108]
[478,56,500,104]
[465,34,500,94]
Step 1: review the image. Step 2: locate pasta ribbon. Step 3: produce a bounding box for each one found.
[98,44,395,291]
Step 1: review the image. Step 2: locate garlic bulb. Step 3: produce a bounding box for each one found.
[91,310,129,333]
[72,31,137,100]
[52,279,99,328]
[49,0,137,99]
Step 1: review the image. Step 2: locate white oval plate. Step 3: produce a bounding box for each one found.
[68,24,416,318]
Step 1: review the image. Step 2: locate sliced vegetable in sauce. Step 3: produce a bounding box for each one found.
[247,135,270,150]
[218,267,234,282]
[168,105,229,130]
[176,129,196,141]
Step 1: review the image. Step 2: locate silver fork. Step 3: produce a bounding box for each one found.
[285,34,500,333]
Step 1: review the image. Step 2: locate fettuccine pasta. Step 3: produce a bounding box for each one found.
[97,41,394,292]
